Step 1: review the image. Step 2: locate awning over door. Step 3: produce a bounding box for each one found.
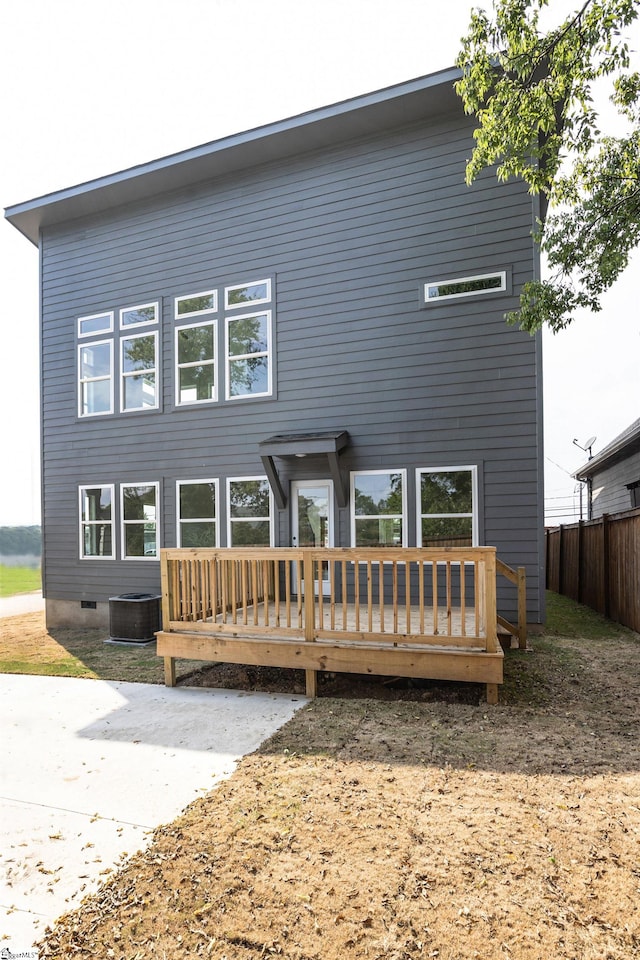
[259,430,350,509]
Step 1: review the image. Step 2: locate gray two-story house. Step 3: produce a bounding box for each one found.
[5,66,545,633]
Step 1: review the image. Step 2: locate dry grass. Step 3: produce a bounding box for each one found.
[17,594,637,959]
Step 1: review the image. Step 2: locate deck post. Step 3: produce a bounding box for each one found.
[517,566,527,649]
[303,549,317,697]
[164,656,176,687]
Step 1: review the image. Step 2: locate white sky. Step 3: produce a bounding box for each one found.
[1,0,638,527]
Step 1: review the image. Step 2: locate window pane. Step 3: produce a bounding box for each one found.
[80,342,111,378]
[229,480,270,518]
[82,487,112,521]
[83,524,112,557]
[228,314,269,356]
[123,485,156,521]
[180,521,216,547]
[354,473,403,516]
[79,313,112,336]
[421,471,473,514]
[180,483,216,520]
[178,325,214,364]
[228,357,269,397]
[123,336,155,371]
[123,373,156,409]
[177,293,216,315]
[82,380,111,415]
[355,517,402,547]
[230,520,271,546]
[121,304,157,326]
[421,517,472,547]
[226,281,269,307]
[179,364,214,402]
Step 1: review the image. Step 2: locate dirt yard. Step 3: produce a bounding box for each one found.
[4,598,640,959]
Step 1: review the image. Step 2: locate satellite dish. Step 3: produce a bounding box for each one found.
[584,436,597,449]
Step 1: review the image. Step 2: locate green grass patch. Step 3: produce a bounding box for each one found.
[544,590,637,642]
[0,564,41,597]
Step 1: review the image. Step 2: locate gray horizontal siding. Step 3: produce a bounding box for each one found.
[590,451,640,517]
[39,109,544,622]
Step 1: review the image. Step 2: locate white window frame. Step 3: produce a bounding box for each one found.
[79,484,115,560]
[423,271,507,304]
[175,290,218,319]
[175,320,217,406]
[226,476,274,547]
[416,465,479,548]
[119,301,159,329]
[350,469,408,548]
[120,331,159,412]
[120,482,160,560]
[224,278,271,310]
[78,339,114,418]
[225,310,272,401]
[176,479,220,548]
[78,311,114,338]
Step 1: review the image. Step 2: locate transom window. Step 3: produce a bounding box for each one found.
[78,312,113,338]
[225,279,271,309]
[79,485,115,558]
[176,291,217,318]
[351,470,407,547]
[177,480,219,547]
[120,302,158,328]
[121,483,159,559]
[417,467,478,547]
[423,271,507,304]
[227,477,273,546]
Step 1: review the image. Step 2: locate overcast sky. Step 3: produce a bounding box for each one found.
[1,0,638,527]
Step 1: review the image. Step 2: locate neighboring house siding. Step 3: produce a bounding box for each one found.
[40,112,543,620]
[590,450,640,517]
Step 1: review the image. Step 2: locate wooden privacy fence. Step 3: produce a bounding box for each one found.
[157,547,523,703]
[546,507,640,633]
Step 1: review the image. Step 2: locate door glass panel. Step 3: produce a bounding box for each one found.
[294,483,332,591]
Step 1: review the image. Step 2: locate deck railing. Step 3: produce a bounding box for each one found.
[158,547,507,701]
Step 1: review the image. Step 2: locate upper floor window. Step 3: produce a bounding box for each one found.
[78,312,113,338]
[422,271,507,305]
[121,483,159,559]
[227,477,273,546]
[78,340,113,417]
[79,485,115,558]
[225,279,271,309]
[226,311,272,400]
[177,480,219,547]
[176,291,217,318]
[175,292,217,406]
[351,470,407,547]
[120,302,159,328]
[417,467,478,547]
[121,332,159,411]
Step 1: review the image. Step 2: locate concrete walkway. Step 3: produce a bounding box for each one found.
[0,674,305,951]
[0,591,45,618]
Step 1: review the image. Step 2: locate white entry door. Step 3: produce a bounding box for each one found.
[291,480,334,595]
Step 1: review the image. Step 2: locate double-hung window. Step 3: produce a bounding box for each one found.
[121,332,158,411]
[175,291,217,405]
[351,470,407,547]
[121,483,159,559]
[79,485,115,558]
[177,480,219,547]
[227,477,273,546]
[417,467,478,547]
[78,340,114,417]
[225,279,273,400]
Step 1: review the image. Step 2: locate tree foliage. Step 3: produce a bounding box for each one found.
[0,525,42,556]
[456,0,640,332]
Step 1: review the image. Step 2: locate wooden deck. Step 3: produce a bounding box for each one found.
[157,547,526,703]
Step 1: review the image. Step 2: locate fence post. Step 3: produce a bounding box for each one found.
[603,514,611,619]
[558,524,565,596]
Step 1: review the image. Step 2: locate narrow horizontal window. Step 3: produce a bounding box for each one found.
[225,311,272,400]
[121,333,158,411]
[78,312,113,337]
[351,470,406,547]
[176,321,216,405]
[175,291,217,318]
[227,477,273,546]
[120,302,159,328]
[177,480,219,547]
[78,340,113,417]
[225,279,271,309]
[121,483,159,559]
[423,272,507,304]
[417,467,478,547]
[79,485,115,559]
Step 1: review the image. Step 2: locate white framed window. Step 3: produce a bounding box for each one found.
[423,271,507,304]
[417,466,478,547]
[225,311,272,400]
[121,483,159,559]
[177,480,219,547]
[227,477,274,546]
[78,339,114,417]
[175,291,217,318]
[351,470,407,547]
[79,485,115,559]
[225,278,271,310]
[121,332,159,411]
[120,302,159,328]
[175,321,216,405]
[78,312,113,338]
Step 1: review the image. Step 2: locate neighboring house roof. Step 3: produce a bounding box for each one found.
[5,67,462,247]
[574,418,640,478]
